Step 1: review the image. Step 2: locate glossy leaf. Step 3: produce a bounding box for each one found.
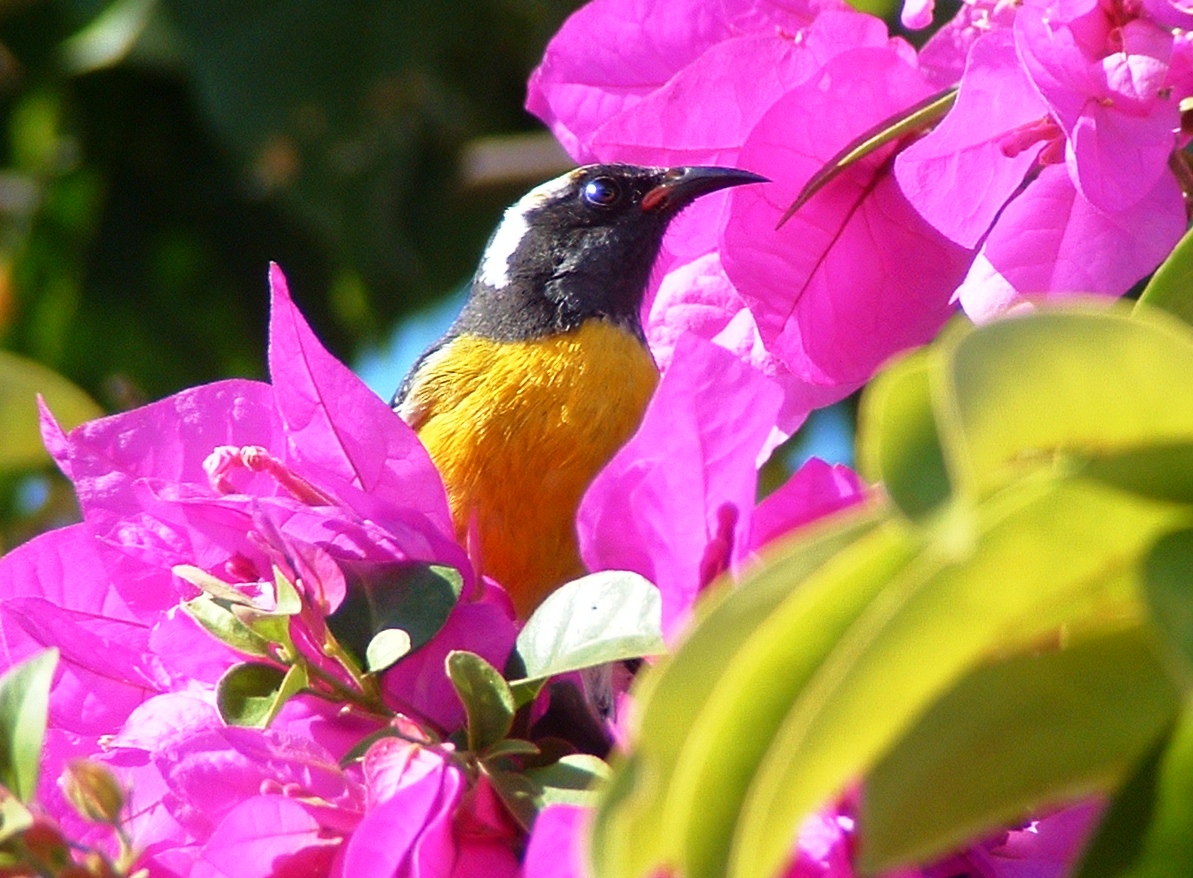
[1135,224,1193,328]
[594,473,1186,878]
[446,650,515,754]
[1075,700,1193,878]
[328,563,462,670]
[366,628,412,673]
[526,754,611,809]
[0,791,33,845]
[0,650,57,802]
[1143,528,1193,681]
[728,480,1181,878]
[216,662,307,728]
[0,352,102,472]
[861,627,1181,870]
[511,571,664,701]
[856,347,951,518]
[936,307,1193,495]
[182,595,273,659]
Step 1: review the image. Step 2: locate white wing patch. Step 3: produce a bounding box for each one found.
[477,171,575,290]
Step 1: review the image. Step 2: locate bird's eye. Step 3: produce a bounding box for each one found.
[582,176,622,207]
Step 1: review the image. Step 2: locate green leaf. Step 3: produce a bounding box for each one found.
[366,628,412,673]
[726,480,1178,878]
[446,650,515,754]
[172,565,255,605]
[590,509,884,878]
[936,307,1193,496]
[526,754,611,809]
[778,86,957,226]
[486,767,542,831]
[1143,529,1193,682]
[856,347,952,518]
[1075,699,1193,878]
[481,739,541,763]
[272,566,303,616]
[594,475,1186,878]
[0,649,58,802]
[0,790,33,845]
[328,563,463,667]
[0,352,102,472]
[216,662,307,728]
[861,627,1181,871]
[512,571,664,697]
[182,595,273,659]
[1135,224,1193,327]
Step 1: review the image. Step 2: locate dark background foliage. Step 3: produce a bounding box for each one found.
[0,0,581,544]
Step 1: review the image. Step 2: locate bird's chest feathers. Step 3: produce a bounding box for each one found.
[410,319,659,534]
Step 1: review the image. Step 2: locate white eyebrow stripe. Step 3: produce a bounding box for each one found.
[477,172,575,290]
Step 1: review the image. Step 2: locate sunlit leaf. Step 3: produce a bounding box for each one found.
[0,650,57,802]
[216,662,307,728]
[862,627,1181,870]
[1135,224,1193,328]
[589,509,884,878]
[1075,700,1193,878]
[510,571,664,706]
[935,307,1193,496]
[0,353,102,472]
[446,650,515,754]
[182,595,273,659]
[857,347,951,518]
[366,628,412,673]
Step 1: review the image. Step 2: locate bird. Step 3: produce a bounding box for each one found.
[392,163,766,619]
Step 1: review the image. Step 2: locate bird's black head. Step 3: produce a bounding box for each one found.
[451,163,767,342]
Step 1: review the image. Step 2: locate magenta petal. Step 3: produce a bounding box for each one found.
[956,163,1186,318]
[723,47,969,389]
[647,252,852,444]
[266,264,452,536]
[578,334,782,637]
[895,30,1047,248]
[1065,99,1178,214]
[522,805,589,878]
[749,459,867,552]
[200,796,340,878]
[63,379,281,510]
[339,763,459,877]
[526,0,846,161]
[1015,8,1177,213]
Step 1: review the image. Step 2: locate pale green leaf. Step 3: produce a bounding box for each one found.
[0,352,102,472]
[862,627,1181,870]
[446,650,515,754]
[0,649,58,802]
[514,571,664,692]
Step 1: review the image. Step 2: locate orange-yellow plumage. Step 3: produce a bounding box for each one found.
[404,319,659,617]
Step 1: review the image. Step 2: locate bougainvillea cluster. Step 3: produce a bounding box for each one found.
[3,0,1186,871]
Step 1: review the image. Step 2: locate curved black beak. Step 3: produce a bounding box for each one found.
[641,166,768,212]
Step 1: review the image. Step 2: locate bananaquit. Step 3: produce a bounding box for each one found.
[393,163,766,619]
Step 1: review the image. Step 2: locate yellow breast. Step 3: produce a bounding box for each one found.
[403,319,659,618]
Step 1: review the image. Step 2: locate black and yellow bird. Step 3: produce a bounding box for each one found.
[393,163,766,619]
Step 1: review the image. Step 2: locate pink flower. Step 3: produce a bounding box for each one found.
[104,694,520,877]
[895,0,1189,318]
[0,266,521,872]
[578,333,866,639]
[529,0,972,437]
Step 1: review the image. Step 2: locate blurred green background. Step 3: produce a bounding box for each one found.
[0,0,584,547]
